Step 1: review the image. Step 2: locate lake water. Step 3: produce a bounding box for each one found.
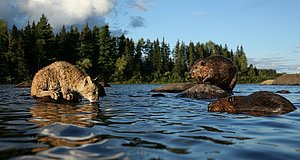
[0,84,300,160]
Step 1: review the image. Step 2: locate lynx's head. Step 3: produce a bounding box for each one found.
[78,76,99,103]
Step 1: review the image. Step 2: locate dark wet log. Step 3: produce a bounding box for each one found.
[151,93,166,97]
[276,90,291,94]
[150,82,194,93]
[15,80,32,88]
[177,84,229,99]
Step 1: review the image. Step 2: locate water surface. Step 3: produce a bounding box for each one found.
[0,84,299,159]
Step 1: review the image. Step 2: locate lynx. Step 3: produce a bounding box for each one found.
[31,61,99,103]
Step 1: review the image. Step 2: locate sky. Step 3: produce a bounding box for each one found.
[0,0,299,73]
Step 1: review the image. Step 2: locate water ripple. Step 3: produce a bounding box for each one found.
[1,84,300,159]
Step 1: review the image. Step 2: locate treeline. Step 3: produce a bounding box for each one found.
[0,14,277,84]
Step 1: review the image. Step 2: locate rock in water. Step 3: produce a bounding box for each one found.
[151,82,194,93]
[208,91,296,116]
[177,84,229,99]
[273,74,300,85]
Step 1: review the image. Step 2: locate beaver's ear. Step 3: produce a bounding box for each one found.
[227,96,235,105]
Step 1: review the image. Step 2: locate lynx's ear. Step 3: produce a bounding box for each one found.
[84,76,93,85]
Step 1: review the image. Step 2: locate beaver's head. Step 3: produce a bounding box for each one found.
[189,60,213,81]
[208,96,237,113]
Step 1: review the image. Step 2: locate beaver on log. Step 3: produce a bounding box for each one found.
[208,91,296,116]
[190,55,237,95]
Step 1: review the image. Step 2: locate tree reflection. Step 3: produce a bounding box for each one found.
[29,103,100,127]
[28,103,111,148]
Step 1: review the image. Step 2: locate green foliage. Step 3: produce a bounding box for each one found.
[0,14,279,84]
[0,19,9,83]
[97,25,116,82]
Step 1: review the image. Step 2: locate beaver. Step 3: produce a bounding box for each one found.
[208,91,297,116]
[190,55,237,95]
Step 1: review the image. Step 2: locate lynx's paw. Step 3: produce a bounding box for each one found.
[50,91,60,100]
[64,93,73,101]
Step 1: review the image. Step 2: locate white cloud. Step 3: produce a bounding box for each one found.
[249,57,300,73]
[0,0,116,29]
[18,0,115,28]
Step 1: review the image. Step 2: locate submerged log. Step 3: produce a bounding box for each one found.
[15,80,32,88]
[177,84,229,99]
[150,82,194,93]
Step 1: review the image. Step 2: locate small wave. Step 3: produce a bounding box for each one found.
[41,123,95,141]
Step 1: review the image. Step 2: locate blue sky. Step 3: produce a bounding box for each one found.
[115,0,300,73]
[1,0,299,73]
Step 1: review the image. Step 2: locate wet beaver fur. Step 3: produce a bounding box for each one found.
[190,55,237,95]
[208,91,296,116]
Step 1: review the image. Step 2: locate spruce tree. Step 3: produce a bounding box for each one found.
[173,41,186,80]
[161,39,170,73]
[97,25,115,82]
[152,39,162,74]
[188,41,196,69]
[35,14,55,69]
[76,23,94,73]
[0,20,9,83]
[5,25,29,83]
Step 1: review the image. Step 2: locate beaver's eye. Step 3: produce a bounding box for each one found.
[200,61,205,66]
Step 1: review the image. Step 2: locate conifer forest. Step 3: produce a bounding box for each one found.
[0,14,277,84]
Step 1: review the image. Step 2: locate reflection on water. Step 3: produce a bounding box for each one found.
[0,84,300,159]
[29,103,100,127]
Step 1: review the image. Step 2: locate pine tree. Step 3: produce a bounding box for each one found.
[66,25,80,64]
[161,38,170,73]
[187,41,196,69]
[152,39,162,74]
[56,25,68,61]
[123,38,135,79]
[5,25,29,83]
[23,21,37,77]
[97,25,115,82]
[134,38,144,77]
[0,19,9,83]
[195,42,204,60]
[142,39,153,80]
[173,41,186,80]
[76,23,94,73]
[35,14,55,69]
[235,45,248,74]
